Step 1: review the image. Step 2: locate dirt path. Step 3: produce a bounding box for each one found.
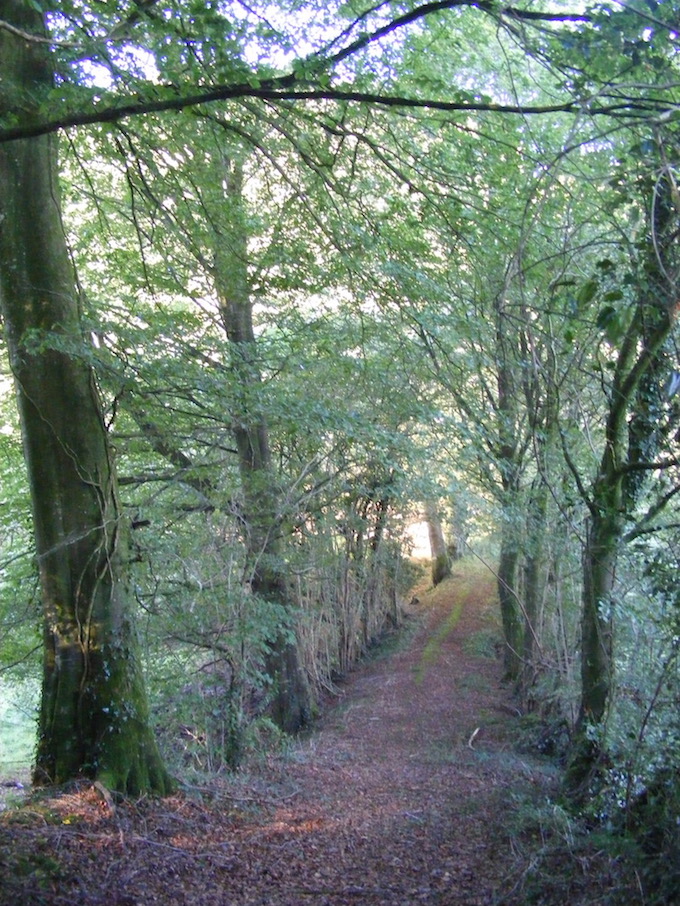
[0,562,557,906]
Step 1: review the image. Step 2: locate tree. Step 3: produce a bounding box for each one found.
[3,0,679,797]
[212,153,311,732]
[57,94,424,740]
[424,501,451,586]
[0,0,171,793]
[2,1,673,149]
[565,142,680,796]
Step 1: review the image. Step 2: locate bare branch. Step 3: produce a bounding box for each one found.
[312,0,589,68]
[0,17,72,46]
[6,79,672,143]
[624,481,680,542]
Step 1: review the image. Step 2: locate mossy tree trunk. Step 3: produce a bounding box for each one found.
[566,162,678,798]
[494,288,525,683]
[0,0,171,794]
[519,343,557,702]
[215,156,310,733]
[497,538,523,681]
[565,420,627,797]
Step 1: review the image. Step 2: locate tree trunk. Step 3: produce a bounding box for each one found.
[362,490,393,646]
[493,286,525,682]
[564,474,621,797]
[0,1,171,793]
[519,357,556,702]
[497,538,523,681]
[424,501,451,586]
[566,164,678,798]
[520,483,548,702]
[580,502,620,727]
[215,157,310,733]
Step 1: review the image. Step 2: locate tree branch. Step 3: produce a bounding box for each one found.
[0,0,620,143]
[3,75,675,143]
[0,17,72,46]
[0,84,586,143]
[624,483,680,542]
[309,0,588,70]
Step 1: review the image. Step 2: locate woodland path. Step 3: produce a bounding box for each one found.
[0,561,559,906]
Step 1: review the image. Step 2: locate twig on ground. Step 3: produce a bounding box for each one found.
[468,727,481,748]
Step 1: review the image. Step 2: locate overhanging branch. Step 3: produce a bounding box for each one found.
[0,0,600,142]
[1,82,674,143]
[309,0,589,69]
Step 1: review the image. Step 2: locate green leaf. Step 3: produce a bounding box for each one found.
[596,304,626,343]
[577,279,599,309]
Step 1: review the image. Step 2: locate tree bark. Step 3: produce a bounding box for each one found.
[566,164,678,798]
[519,343,557,701]
[493,287,525,682]
[424,501,451,586]
[497,539,523,681]
[363,486,394,645]
[520,481,549,701]
[579,506,618,724]
[215,157,310,733]
[0,0,171,794]
[564,455,622,797]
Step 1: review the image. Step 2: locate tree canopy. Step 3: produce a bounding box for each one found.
[1,0,680,892]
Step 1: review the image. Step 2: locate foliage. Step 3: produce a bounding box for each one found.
[1,0,680,888]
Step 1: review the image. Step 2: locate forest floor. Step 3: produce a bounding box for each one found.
[0,560,617,905]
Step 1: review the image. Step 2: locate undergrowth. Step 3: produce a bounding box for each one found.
[499,754,680,905]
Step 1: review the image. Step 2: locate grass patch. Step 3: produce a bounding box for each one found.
[463,629,500,659]
[459,672,491,692]
[412,562,490,684]
[413,596,464,685]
